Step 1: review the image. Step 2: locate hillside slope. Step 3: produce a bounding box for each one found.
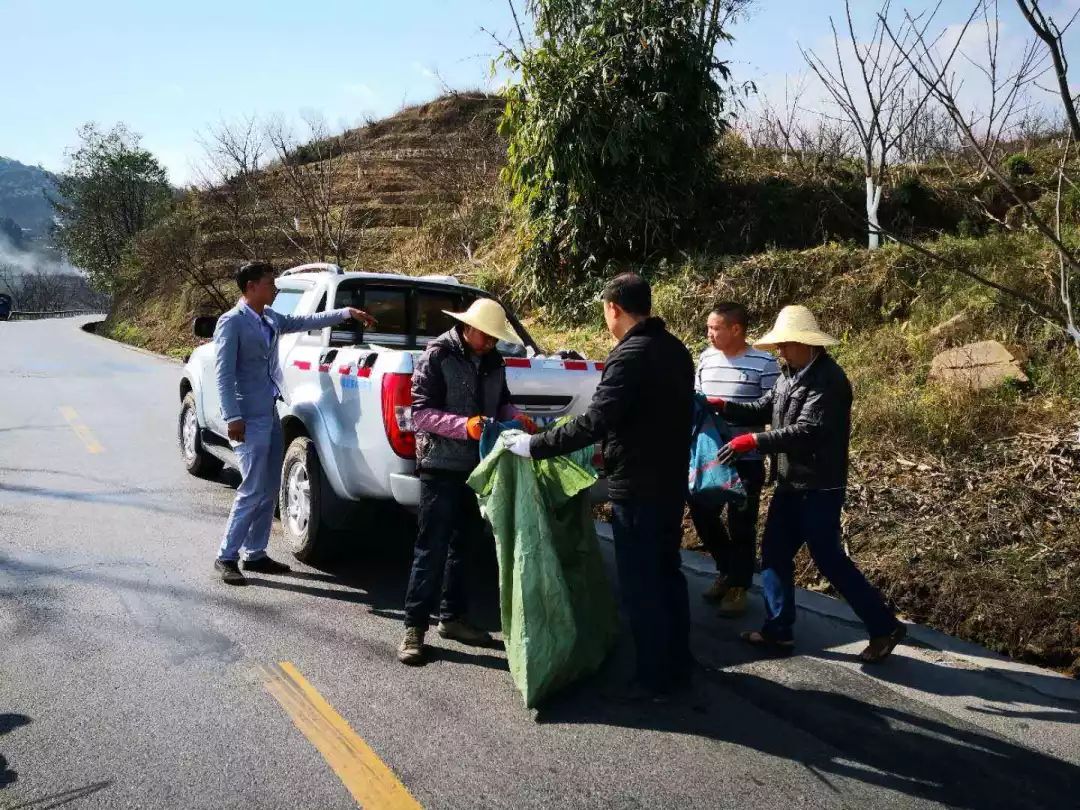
[104,93,1080,673]
[0,156,57,241]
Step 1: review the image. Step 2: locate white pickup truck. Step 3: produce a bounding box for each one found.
[178,263,604,560]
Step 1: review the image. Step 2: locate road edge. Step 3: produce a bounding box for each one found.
[594,521,1080,703]
[81,318,185,366]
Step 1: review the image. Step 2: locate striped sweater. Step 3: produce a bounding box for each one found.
[695,346,780,460]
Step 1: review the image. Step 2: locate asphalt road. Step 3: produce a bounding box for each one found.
[2,317,1079,810]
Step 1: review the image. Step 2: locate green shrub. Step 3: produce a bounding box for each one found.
[1004,153,1036,179]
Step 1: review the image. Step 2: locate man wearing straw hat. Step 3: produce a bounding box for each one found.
[714,305,906,663]
[398,297,537,666]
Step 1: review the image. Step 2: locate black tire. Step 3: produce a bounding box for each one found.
[178,392,224,479]
[279,436,328,562]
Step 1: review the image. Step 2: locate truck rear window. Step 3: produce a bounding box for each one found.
[330,281,529,355]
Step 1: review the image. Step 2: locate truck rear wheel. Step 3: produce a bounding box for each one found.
[179,392,223,479]
[280,436,328,562]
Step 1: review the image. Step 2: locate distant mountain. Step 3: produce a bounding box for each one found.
[0,156,58,243]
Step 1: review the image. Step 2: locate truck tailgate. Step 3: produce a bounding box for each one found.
[503,357,604,424]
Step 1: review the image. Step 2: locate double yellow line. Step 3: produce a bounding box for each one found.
[59,406,104,454]
[262,662,422,809]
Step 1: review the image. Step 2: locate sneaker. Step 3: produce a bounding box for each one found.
[214,559,246,586]
[702,575,729,603]
[437,619,493,647]
[717,586,748,618]
[398,628,426,666]
[241,556,292,575]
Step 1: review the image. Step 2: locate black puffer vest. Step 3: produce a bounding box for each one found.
[412,327,509,473]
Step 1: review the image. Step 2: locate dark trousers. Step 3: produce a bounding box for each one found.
[761,488,898,642]
[688,459,765,588]
[403,472,485,630]
[610,494,692,692]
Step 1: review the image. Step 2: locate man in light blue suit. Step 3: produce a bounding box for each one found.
[212,261,375,585]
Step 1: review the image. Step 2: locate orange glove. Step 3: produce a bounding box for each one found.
[518,414,538,434]
[466,415,485,441]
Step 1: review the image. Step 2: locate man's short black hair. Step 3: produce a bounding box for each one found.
[710,301,748,330]
[235,261,276,293]
[602,273,651,317]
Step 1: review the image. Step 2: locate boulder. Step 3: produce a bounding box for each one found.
[929,340,1029,390]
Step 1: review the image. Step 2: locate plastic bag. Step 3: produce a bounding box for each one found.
[688,393,746,508]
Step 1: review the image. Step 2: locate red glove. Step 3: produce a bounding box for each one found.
[517,413,538,434]
[717,433,757,465]
[728,433,758,453]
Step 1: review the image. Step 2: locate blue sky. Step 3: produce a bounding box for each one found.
[2,0,1078,184]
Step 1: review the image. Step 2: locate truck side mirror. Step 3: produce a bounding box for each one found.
[193,315,220,339]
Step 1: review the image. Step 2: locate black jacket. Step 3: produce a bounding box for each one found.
[723,351,851,491]
[412,326,512,473]
[530,317,694,501]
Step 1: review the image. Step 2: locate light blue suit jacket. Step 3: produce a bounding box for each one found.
[213,302,351,423]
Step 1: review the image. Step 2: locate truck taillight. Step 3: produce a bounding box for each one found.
[381,373,415,460]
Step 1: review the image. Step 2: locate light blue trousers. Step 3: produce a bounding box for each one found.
[218,416,283,562]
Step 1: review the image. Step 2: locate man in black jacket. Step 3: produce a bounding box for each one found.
[505,273,696,696]
[716,305,906,663]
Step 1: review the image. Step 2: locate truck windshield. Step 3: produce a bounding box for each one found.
[330,281,531,356]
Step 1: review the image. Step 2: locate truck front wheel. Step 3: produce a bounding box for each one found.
[179,393,223,479]
[280,436,328,562]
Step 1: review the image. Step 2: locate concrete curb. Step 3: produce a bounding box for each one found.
[80,318,185,366]
[594,521,1079,704]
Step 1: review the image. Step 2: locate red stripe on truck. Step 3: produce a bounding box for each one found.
[504,358,531,368]
[594,362,605,371]
[293,360,311,371]
[318,364,331,373]
[564,360,588,371]
[357,367,372,378]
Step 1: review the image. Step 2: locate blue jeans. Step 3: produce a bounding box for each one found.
[403,472,483,630]
[218,416,283,562]
[610,495,692,692]
[761,489,898,642]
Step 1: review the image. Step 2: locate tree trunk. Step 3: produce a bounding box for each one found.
[866,177,883,250]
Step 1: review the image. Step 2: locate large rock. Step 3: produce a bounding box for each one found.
[929,340,1029,390]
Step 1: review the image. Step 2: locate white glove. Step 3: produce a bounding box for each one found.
[504,433,533,458]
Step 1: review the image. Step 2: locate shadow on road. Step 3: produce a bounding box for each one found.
[537,665,1080,809]
[813,649,1080,719]
[0,481,230,522]
[0,713,31,789]
[2,780,113,808]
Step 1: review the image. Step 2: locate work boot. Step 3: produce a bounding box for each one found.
[214,559,246,586]
[398,628,426,666]
[437,619,493,647]
[717,586,748,618]
[702,575,729,603]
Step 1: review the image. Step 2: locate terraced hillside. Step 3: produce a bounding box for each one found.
[104,93,506,354]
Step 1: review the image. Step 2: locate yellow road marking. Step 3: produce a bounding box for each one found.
[262,662,422,810]
[59,406,104,454]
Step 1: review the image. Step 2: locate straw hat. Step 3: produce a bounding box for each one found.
[444,298,522,345]
[753,305,838,350]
